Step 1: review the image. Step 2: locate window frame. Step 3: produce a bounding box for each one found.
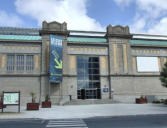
[77,56,101,90]
[6,54,15,72]
[136,56,159,73]
[26,55,34,72]
[6,54,35,73]
[16,55,24,72]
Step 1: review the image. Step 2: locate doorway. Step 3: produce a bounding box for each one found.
[77,56,101,99]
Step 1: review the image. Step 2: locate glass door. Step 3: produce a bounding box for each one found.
[77,56,101,99]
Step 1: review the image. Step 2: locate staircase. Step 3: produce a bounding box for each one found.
[64,99,120,105]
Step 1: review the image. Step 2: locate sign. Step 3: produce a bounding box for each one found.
[103,88,109,93]
[49,35,63,83]
[2,91,20,113]
[3,93,19,105]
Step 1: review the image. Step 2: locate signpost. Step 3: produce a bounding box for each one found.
[49,35,63,83]
[103,88,109,93]
[2,91,20,113]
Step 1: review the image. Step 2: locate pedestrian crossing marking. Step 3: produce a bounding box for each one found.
[46,119,88,128]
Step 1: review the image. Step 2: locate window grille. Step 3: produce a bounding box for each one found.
[6,54,35,72]
[7,55,15,71]
[16,55,24,71]
[26,55,34,71]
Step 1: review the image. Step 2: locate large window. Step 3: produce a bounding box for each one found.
[6,54,34,72]
[77,56,101,99]
[136,57,159,72]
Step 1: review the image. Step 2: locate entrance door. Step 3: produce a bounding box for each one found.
[77,88,101,99]
[77,56,101,99]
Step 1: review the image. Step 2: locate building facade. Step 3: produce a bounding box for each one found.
[0,21,167,105]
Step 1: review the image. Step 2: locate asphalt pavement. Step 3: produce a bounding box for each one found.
[0,119,46,128]
[84,114,167,128]
[1,114,167,128]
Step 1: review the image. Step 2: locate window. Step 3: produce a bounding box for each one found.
[26,55,34,71]
[6,54,34,72]
[77,56,100,89]
[136,57,159,72]
[16,55,24,71]
[77,56,101,99]
[7,55,15,71]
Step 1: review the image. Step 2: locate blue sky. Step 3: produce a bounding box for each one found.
[87,0,135,26]
[0,0,167,34]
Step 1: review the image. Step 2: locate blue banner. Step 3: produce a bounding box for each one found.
[49,35,63,83]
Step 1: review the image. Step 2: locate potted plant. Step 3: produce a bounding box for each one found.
[27,92,39,110]
[136,96,147,104]
[42,95,51,108]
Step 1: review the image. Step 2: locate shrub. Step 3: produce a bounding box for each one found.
[30,92,36,103]
[45,95,50,102]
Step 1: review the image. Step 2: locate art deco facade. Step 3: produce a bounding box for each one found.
[0,21,167,105]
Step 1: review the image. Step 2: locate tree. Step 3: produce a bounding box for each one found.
[160,62,167,88]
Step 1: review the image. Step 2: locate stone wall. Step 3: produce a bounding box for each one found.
[111,76,167,103]
[0,76,40,105]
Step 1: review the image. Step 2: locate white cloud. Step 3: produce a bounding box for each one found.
[130,16,146,33]
[114,0,167,34]
[136,0,167,19]
[115,0,167,13]
[15,0,104,31]
[0,10,23,27]
[148,18,167,35]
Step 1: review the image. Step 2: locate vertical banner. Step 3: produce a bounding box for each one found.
[49,35,63,83]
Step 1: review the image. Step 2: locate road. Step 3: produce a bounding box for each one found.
[0,119,46,128]
[0,114,167,128]
[84,114,167,128]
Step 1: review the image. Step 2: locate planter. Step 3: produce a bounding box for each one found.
[42,101,51,108]
[136,98,147,104]
[163,99,167,105]
[152,100,162,104]
[27,103,39,110]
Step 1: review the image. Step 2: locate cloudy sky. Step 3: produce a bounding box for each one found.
[0,0,167,34]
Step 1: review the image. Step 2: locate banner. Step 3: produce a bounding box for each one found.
[49,35,63,83]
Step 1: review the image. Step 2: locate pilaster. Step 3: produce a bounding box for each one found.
[39,21,69,104]
[106,25,133,75]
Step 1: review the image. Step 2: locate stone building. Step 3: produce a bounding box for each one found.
[0,21,167,105]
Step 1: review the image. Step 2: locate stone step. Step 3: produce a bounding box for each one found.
[65,99,119,105]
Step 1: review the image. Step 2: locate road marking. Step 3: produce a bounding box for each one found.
[46,119,88,128]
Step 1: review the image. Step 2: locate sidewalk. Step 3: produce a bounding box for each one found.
[0,104,167,119]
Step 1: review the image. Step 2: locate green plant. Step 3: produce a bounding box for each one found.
[45,95,50,102]
[152,100,161,104]
[140,95,145,99]
[30,92,36,103]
